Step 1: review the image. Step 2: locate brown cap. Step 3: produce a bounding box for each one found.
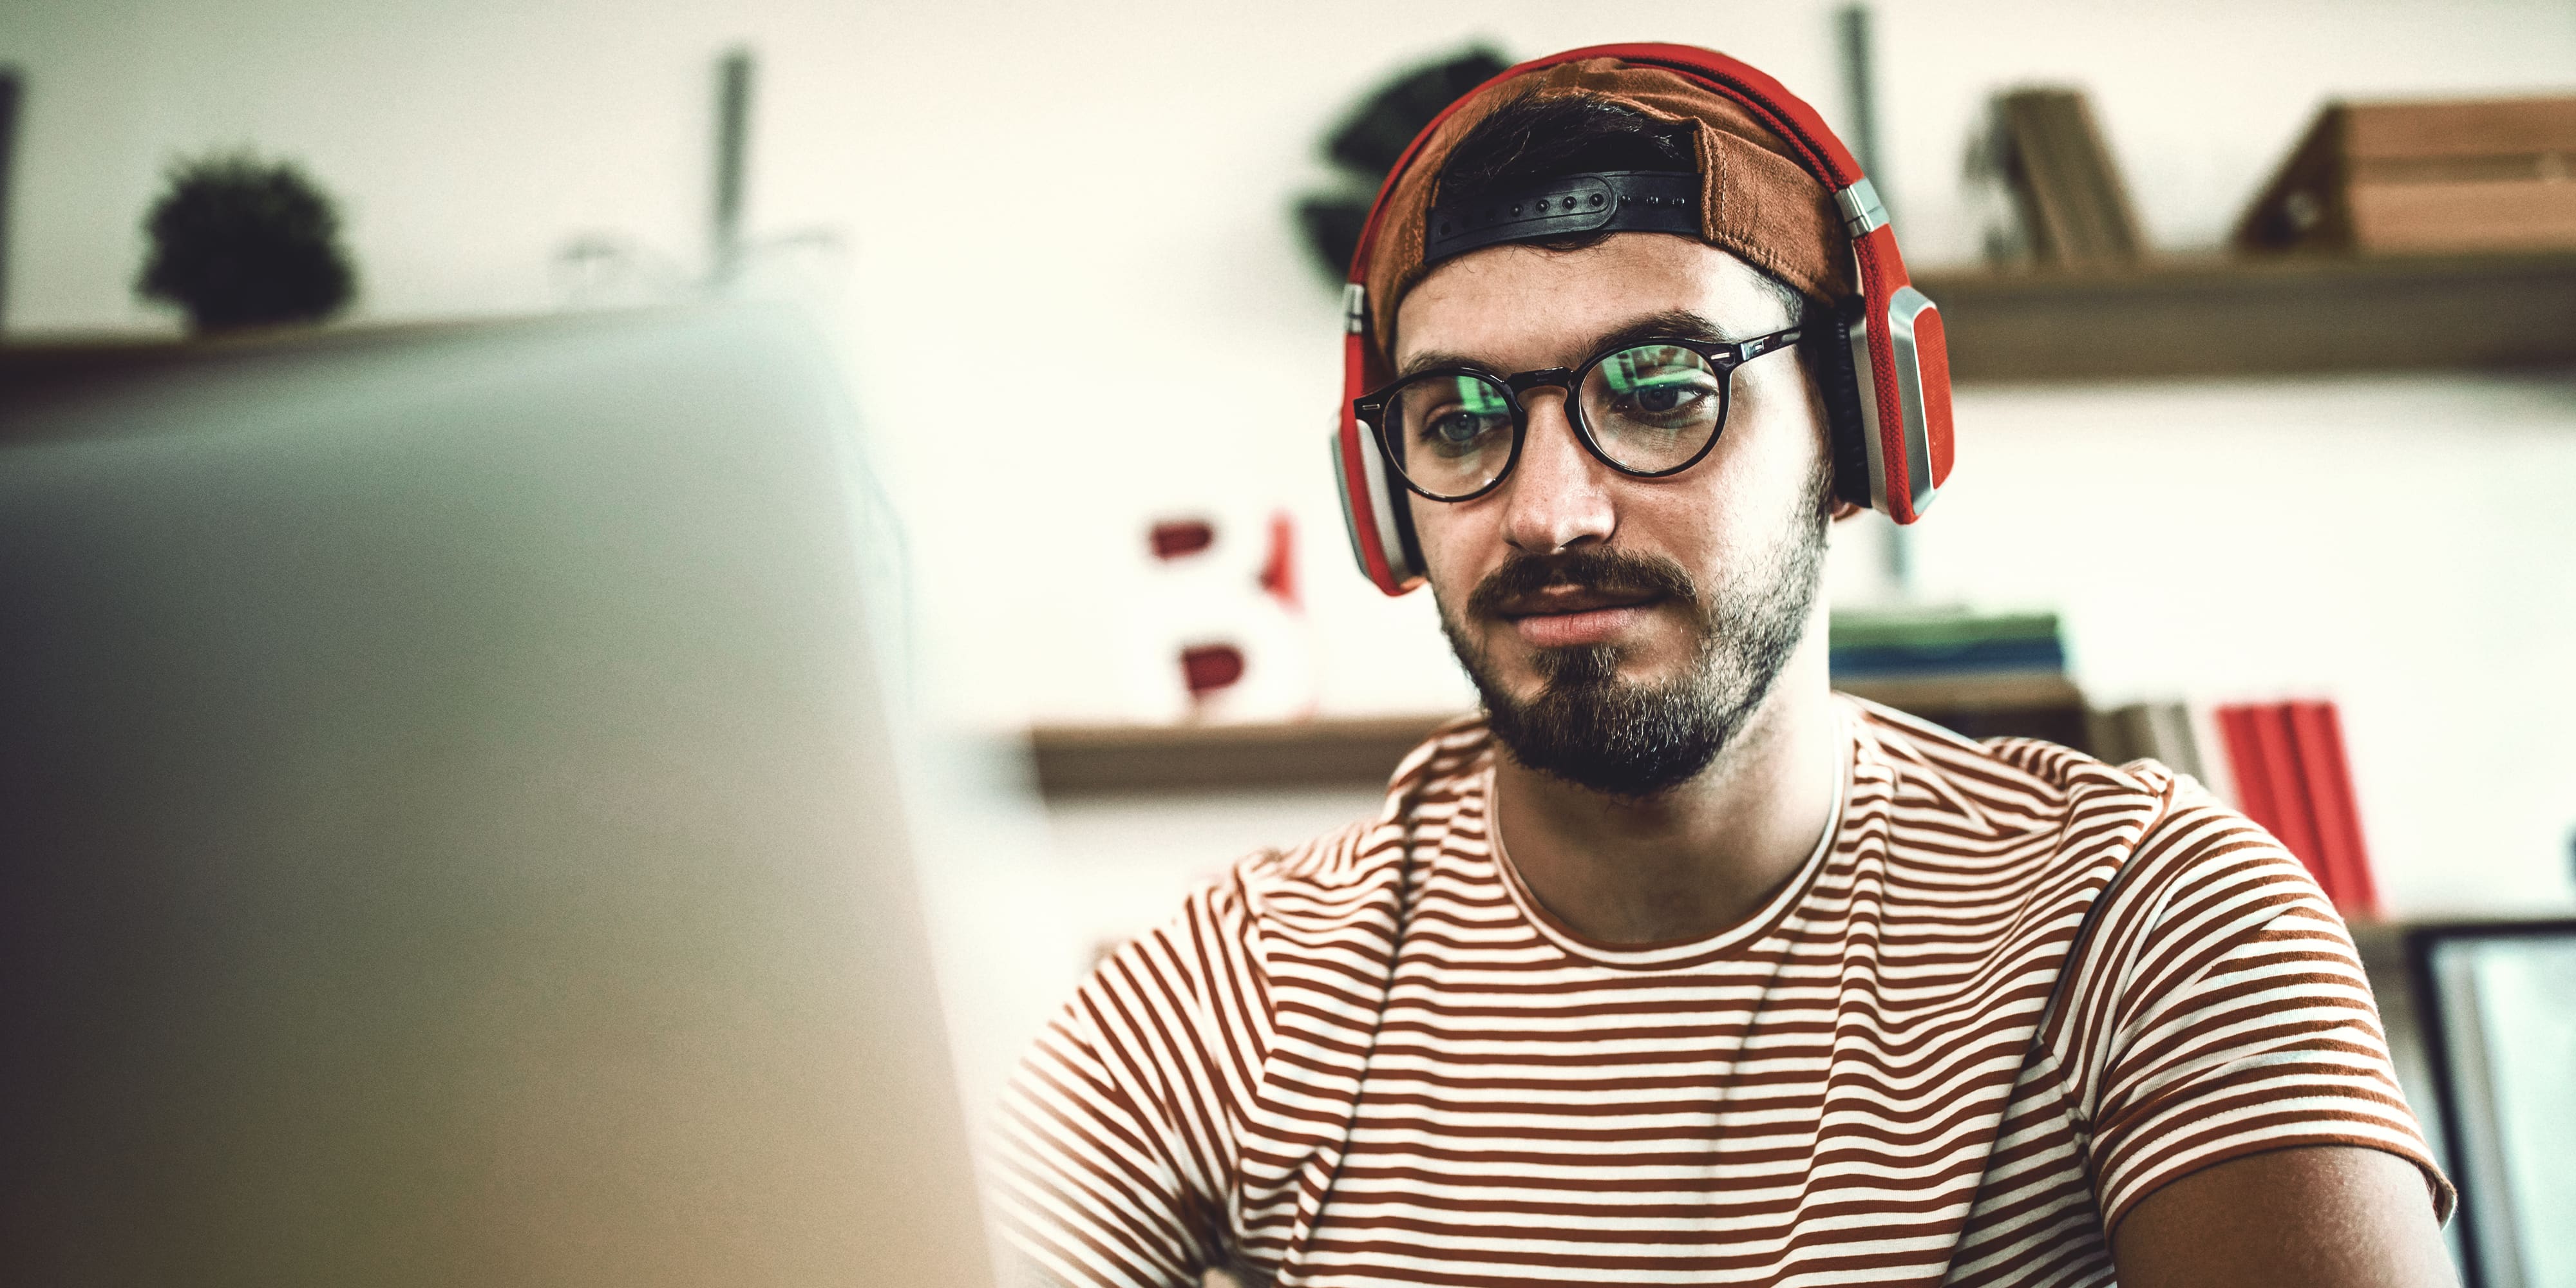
[1361,56,1851,365]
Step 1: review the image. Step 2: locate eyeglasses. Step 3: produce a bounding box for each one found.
[1353,326,1804,502]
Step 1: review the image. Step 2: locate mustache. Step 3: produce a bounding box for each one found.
[1465,547,1701,620]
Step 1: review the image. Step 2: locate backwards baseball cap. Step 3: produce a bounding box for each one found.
[1359,55,1854,364]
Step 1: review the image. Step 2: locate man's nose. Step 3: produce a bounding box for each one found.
[1499,391,1616,556]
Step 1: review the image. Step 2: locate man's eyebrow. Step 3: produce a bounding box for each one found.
[1392,310,1759,381]
[1394,349,1491,381]
[1593,310,1742,351]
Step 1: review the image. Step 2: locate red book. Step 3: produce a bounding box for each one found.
[2286,701,2380,917]
[2251,705,2331,896]
[2217,703,2335,900]
[2216,706,2276,831]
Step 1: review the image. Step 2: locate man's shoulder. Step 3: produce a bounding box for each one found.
[1839,692,2317,911]
[1218,714,1493,934]
[1841,691,2174,814]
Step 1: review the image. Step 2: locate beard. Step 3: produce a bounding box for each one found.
[1437,464,1830,800]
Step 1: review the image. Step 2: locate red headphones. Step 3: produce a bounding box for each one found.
[1330,42,1955,596]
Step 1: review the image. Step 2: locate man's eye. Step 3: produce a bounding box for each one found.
[1627,376,1708,413]
[1397,375,1511,458]
[1598,350,1720,421]
[1418,408,1508,453]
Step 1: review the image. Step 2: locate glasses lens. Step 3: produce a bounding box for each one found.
[1385,373,1516,498]
[1580,345,1727,474]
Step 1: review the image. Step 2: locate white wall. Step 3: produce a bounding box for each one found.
[10,0,2576,1096]
[1919,376,2576,916]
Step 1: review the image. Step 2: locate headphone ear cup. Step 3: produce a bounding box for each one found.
[1332,417,1429,594]
[1331,430,1378,587]
[1812,297,1875,510]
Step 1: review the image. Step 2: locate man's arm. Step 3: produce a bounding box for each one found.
[992,872,1274,1288]
[2061,790,2456,1282]
[2112,1144,2456,1287]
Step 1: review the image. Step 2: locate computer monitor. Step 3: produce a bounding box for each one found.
[2410,920,2576,1288]
[0,308,994,1286]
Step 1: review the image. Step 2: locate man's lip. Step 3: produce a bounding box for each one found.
[1510,603,1653,649]
[1496,589,1659,619]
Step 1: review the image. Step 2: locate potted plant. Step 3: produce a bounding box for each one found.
[136,152,356,334]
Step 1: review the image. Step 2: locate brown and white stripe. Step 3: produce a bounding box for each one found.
[992,697,2448,1287]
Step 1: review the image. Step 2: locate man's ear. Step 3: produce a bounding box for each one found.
[1830,500,1864,521]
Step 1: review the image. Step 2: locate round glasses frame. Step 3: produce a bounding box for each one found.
[1352,325,1806,503]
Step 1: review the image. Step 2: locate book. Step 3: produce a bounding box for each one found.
[2236,94,2576,255]
[2087,701,2205,782]
[2286,701,2381,916]
[1990,88,2149,268]
[1830,608,2087,751]
[1828,609,2065,679]
[2210,699,2380,916]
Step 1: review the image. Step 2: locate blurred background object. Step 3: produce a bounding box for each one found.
[1833,4,1888,207]
[135,151,356,332]
[1294,44,1509,283]
[2212,699,2383,916]
[2237,94,2576,256]
[1972,86,2148,269]
[0,306,995,1287]
[2409,922,2576,1288]
[551,46,846,312]
[0,66,21,329]
[1824,606,2092,749]
[711,44,754,284]
[1139,510,1318,723]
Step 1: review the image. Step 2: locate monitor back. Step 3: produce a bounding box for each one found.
[0,309,992,1287]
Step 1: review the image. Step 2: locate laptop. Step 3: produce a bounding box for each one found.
[0,308,993,1285]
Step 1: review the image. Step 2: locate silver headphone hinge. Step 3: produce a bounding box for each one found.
[1342,283,1368,335]
[1835,178,1889,238]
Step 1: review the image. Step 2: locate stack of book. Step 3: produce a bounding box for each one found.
[1828,609,2089,750]
[2210,700,2382,917]
[1830,611,2381,914]
[2082,699,2380,916]
[1982,87,2148,269]
[1830,608,2065,679]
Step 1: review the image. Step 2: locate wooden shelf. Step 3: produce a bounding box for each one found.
[1917,251,2576,383]
[0,314,622,433]
[1031,714,1450,797]
[14,256,2564,414]
[1030,674,2088,797]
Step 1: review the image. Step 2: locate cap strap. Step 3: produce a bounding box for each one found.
[1423,170,1701,268]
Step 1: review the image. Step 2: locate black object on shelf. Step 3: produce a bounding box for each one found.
[135,152,357,334]
[1295,46,1509,282]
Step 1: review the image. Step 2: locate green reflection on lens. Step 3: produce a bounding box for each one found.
[1457,379,1508,416]
[1602,348,1698,397]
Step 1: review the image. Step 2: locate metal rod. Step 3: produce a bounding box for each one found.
[1833,7,1915,596]
[712,48,754,286]
[1834,5,1884,190]
[0,68,23,330]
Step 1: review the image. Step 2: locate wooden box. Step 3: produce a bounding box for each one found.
[2236,94,2576,254]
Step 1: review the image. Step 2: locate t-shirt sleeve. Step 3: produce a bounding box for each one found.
[2079,800,2454,1233]
[989,879,1262,1288]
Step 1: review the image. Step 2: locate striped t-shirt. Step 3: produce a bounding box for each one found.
[994,697,2449,1286]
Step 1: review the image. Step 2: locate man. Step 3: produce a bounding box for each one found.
[996,48,2453,1287]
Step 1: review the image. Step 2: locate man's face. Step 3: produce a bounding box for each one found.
[1392,232,1833,797]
